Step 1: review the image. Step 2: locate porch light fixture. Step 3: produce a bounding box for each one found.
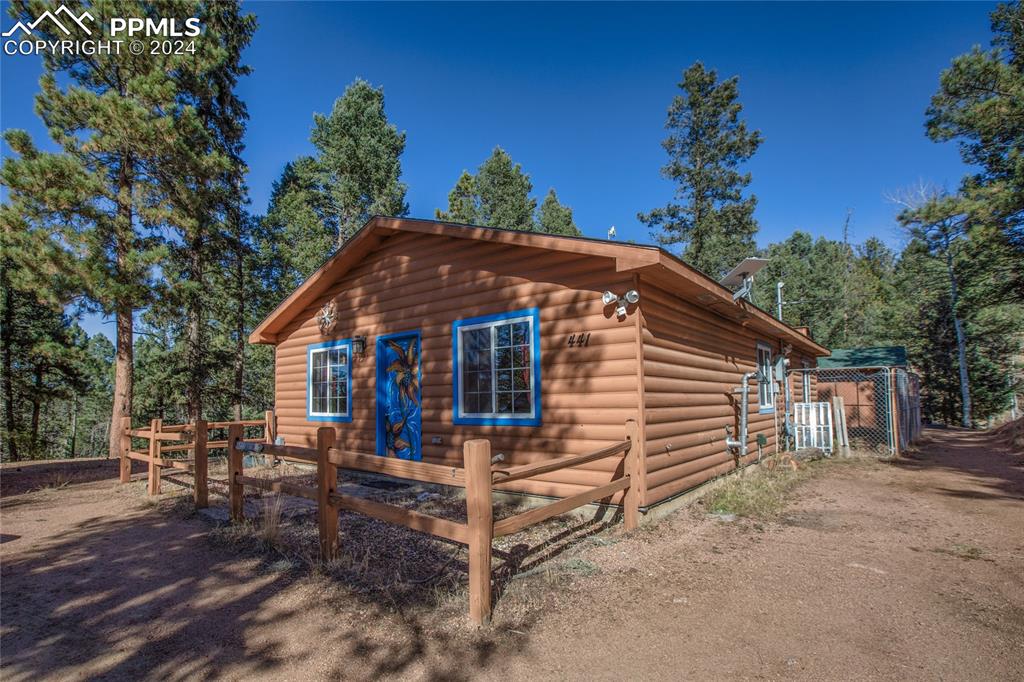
[603,289,641,320]
[352,335,367,356]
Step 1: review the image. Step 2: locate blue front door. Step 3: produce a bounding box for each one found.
[376,332,422,460]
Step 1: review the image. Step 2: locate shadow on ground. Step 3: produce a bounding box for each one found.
[0,472,622,681]
[890,426,1024,504]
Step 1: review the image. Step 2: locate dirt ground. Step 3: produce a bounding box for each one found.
[1,426,1022,681]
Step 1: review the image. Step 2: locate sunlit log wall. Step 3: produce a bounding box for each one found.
[272,231,640,501]
[270,228,822,509]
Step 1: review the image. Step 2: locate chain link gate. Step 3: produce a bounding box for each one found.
[893,369,922,451]
[786,366,922,456]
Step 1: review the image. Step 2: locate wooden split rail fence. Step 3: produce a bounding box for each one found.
[119,413,274,505]
[121,417,642,625]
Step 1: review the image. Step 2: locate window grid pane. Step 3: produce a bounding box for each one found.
[311,345,348,416]
[461,318,533,418]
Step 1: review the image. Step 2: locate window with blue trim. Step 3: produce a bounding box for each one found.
[453,309,541,425]
[756,342,774,410]
[307,340,351,421]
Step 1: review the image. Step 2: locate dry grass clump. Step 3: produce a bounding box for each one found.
[934,543,988,561]
[31,470,73,493]
[704,458,816,519]
[202,477,619,632]
[260,496,283,545]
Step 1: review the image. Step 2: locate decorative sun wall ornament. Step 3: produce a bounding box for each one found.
[317,300,338,335]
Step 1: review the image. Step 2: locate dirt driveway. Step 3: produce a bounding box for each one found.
[1,426,1022,681]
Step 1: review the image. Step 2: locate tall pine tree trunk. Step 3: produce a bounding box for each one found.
[109,306,134,458]
[29,366,42,457]
[68,395,78,458]
[233,238,245,421]
[1,262,19,462]
[946,250,972,428]
[108,153,134,459]
[185,236,205,424]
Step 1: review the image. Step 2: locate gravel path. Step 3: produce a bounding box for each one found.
[1,426,1021,680]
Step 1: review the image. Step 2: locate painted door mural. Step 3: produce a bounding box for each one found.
[376,332,422,460]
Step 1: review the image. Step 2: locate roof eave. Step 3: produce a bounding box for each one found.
[633,252,829,357]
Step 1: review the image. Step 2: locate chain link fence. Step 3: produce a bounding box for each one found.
[785,366,922,456]
[893,369,923,451]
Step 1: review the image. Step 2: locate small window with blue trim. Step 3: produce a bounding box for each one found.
[307,340,351,422]
[453,309,541,426]
[756,342,774,411]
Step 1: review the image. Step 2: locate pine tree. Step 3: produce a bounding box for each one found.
[261,157,336,291]
[475,147,536,229]
[0,0,212,456]
[0,264,92,460]
[640,62,763,278]
[435,171,481,224]
[133,315,186,424]
[898,192,974,426]
[754,231,815,323]
[158,0,255,422]
[926,0,1024,290]
[311,79,408,244]
[847,238,899,346]
[436,148,580,234]
[537,189,581,236]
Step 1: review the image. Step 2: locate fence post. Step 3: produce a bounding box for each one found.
[228,423,244,521]
[265,410,275,444]
[119,415,131,484]
[317,427,339,562]
[194,419,208,508]
[464,439,493,626]
[889,368,901,459]
[147,418,162,496]
[623,419,641,531]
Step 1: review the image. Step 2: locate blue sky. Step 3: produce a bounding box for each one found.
[1,2,994,339]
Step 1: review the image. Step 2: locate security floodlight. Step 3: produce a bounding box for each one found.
[605,289,639,318]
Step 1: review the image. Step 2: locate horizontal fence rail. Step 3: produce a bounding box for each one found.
[119,412,275,505]
[119,414,641,626]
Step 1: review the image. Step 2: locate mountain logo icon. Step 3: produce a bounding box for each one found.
[3,5,94,38]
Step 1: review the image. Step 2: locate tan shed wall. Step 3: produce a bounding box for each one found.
[638,280,787,507]
[272,231,640,500]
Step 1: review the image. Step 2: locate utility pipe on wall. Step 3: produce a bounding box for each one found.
[725,372,756,457]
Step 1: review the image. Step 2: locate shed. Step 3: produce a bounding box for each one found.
[250,217,828,510]
[798,345,915,453]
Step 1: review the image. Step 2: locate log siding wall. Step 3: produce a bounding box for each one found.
[272,231,639,500]
[268,228,823,510]
[638,280,789,506]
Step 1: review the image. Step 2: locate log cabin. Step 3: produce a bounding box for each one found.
[249,216,828,512]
